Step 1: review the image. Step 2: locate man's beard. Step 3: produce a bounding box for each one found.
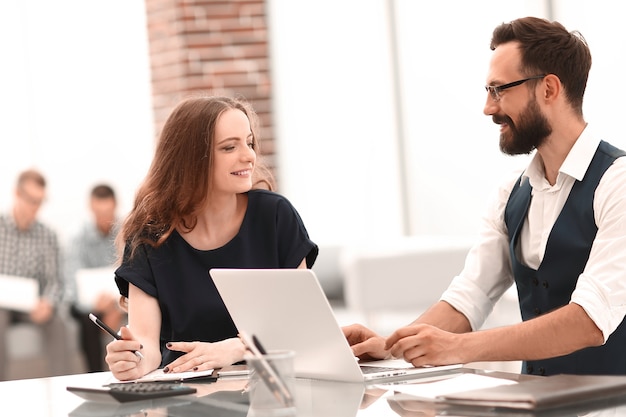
[496,98,552,155]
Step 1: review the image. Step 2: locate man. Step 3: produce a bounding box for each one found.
[0,169,68,380]
[66,184,124,372]
[344,16,626,376]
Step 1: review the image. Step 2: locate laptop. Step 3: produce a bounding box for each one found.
[209,268,462,383]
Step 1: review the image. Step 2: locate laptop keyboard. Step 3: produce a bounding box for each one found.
[360,365,400,374]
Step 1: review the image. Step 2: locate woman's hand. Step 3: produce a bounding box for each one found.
[105,326,147,381]
[163,337,246,373]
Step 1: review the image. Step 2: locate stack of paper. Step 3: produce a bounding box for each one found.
[108,367,216,384]
[381,372,517,402]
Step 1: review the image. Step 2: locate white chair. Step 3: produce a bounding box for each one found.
[339,235,475,334]
[311,244,344,301]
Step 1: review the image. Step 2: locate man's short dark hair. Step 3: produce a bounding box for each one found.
[90,184,116,200]
[17,169,46,188]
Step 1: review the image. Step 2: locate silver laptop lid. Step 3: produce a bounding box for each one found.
[210,268,364,382]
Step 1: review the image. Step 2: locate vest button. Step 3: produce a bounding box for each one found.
[538,367,546,376]
[526,364,534,374]
[532,278,539,286]
[542,281,549,288]
[534,307,541,315]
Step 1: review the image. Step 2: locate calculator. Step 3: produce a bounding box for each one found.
[67,382,197,403]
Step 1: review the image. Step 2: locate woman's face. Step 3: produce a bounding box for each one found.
[210,108,256,195]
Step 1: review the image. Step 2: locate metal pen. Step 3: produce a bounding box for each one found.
[88,313,144,359]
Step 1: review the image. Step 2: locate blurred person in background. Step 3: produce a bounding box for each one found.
[0,169,68,380]
[66,184,125,372]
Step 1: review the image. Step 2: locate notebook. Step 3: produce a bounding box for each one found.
[209,268,462,383]
[439,374,626,410]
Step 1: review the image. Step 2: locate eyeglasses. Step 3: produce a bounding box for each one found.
[485,75,546,102]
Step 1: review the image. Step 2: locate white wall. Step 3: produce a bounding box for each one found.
[2,0,626,252]
[268,0,626,247]
[267,0,405,245]
[554,0,626,145]
[0,0,154,246]
[393,1,545,236]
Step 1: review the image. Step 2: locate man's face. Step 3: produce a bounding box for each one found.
[90,196,116,235]
[483,42,551,155]
[14,179,45,229]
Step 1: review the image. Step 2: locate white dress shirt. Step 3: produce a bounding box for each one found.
[441,126,626,342]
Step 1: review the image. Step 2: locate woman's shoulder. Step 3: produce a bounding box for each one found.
[248,189,293,206]
[245,189,306,223]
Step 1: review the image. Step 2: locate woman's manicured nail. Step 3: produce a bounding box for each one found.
[163,367,170,373]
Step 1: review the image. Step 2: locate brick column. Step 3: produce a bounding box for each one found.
[144,0,275,169]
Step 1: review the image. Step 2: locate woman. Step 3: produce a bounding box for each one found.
[105,96,318,381]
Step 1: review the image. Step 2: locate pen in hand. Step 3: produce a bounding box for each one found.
[88,313,144,359]
[252,334,268,354]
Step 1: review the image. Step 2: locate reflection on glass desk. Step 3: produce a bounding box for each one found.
[3,367,626,416]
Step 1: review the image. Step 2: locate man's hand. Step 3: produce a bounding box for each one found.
[30,298,53,324]
[385,323,465,367]
[342,323,389,360]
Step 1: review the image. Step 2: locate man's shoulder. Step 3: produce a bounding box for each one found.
[31,219,60,239]
[498,168,527,196]
[73,221,99,240]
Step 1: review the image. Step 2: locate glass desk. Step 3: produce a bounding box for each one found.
[3,367,626,416]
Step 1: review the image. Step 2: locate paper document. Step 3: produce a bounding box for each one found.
[75,266,118,310]
[216,364,250,378]
[0,274,38,312]
[382,373,517,401]
[109,367,216,384]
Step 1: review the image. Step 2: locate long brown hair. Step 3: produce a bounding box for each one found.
[118,95,274,259]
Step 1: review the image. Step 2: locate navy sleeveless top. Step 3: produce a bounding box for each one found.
[505,140,626,375]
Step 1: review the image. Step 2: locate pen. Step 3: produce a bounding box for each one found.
[88,313,144,359]
[252,334,268,354]
[252,335,285,387]
[240,331,293,407]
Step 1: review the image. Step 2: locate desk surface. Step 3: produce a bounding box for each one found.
[3,368,626,416]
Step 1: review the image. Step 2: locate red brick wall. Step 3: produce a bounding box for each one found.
[144,0,276,170]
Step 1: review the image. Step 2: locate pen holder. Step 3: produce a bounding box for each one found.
[245,350,296,417]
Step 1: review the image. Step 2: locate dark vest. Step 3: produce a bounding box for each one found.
[505,140,626,376]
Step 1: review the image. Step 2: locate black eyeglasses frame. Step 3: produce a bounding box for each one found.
[485,75,546,101]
